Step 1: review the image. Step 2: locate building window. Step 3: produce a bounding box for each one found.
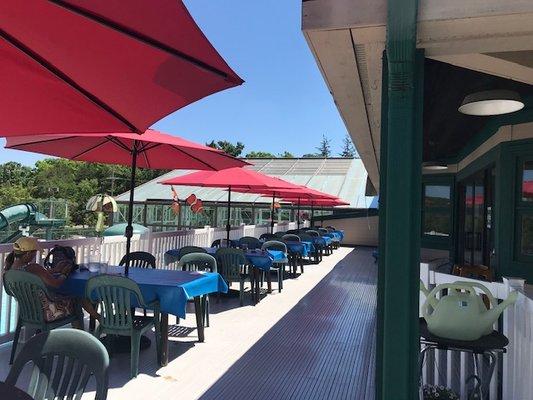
[516,160,533,260]
[423,184,452,237]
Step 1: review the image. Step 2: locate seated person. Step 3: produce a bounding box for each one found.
[4,237,99,323]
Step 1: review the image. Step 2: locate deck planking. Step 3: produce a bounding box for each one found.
[198,247,376,400]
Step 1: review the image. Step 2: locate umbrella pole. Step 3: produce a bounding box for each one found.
[311,203,314,228]
[271,193,276,234]
[297,198,301,231]
[125,142,138,276]
[226,186,232,243]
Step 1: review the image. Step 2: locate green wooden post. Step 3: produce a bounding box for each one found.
[378,0,423,396]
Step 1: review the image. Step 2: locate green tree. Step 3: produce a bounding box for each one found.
[0,162,34,186]
[302,153,320,158]
[0,184,32,209]
[279,151,294,158]
[245,151,275,158]
[340,134,357,158]
[206,140,245,157]
[316,134,332,157]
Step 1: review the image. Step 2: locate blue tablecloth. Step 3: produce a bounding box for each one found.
[332,230,344,241]
[285,241,309,257]
[321,236,333,246]
[202,247,284,272]
[61,267,228,319]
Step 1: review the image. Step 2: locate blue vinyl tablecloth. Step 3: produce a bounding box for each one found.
[203,247,285,272]
[284,241,311,257]
[61,267,228,319]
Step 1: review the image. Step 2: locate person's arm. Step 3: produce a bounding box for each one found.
[25,264,66,288]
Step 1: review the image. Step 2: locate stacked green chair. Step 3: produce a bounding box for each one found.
[273,231,286,239]
[119,251,156,318]
[308,229,331,256]
[259,233,277,241]
[282,234,303,275]
[3,269,84,365]
[215,248,250,306]
[119,251,156,269]
[176,246,207,260]
[86,275,161,378]
[261,240,289,292]
[178,253,217,326]
[6,329,109,400]
[238,236,262,250]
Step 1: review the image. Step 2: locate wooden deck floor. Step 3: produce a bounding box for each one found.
[199,247,377,400]
[0,247,376,400]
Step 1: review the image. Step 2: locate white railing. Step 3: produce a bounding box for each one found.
[0,221,302,343]
[420,262,533,400]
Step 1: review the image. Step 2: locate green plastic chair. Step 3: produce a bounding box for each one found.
[6,329,109,400]
[261,240,288,292]
[282,234,300,242]
[299,232,320,264]
[238,236,262,250]
[86,275,161,378]
[177,246,207,260]
[3,269,83,365]
[178,253,217,326]
[215,248,250,306]
[119,251,156,269]
[273,231,286,239]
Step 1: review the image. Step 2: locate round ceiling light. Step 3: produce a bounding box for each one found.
[459,90,524,116]
[422,161,448,171]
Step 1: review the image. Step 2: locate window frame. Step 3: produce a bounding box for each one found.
[421,175,455,250]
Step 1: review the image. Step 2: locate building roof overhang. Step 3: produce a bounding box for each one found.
[302,0,533,191]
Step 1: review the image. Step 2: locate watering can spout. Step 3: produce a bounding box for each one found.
[483,290,519,326]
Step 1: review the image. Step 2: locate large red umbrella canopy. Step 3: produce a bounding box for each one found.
[159,167,300,190]
[0,0,243,136]
[282,198,349,207]
[5,129,247,170]
[159,167,301,236]
[5,130,247,273]
[239,186,339,200]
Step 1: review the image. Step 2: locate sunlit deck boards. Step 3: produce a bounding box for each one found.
[199,247,376,400]
[0,247,376,400]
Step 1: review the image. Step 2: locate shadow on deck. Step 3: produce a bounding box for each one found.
[198,247,377,400]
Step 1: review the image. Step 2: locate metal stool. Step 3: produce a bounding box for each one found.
[419,318,508,400]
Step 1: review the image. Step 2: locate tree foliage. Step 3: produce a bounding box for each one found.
[245,151,275,158]
[278,151,294,158]
[340,134,357,158]
[0,159,167,225]
[206,140,245,157]
[316,134,332,158]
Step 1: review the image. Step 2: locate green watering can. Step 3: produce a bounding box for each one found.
[420,280,518,341]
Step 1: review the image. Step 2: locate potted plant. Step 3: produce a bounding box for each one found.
[422,385,459,400]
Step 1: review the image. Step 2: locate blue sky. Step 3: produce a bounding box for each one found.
[0,0,348,166]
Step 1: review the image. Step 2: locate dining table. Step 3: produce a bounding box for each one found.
[61,266,228,366]
[203,247,286,301]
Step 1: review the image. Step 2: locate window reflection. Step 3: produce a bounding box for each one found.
[423,185,451,237]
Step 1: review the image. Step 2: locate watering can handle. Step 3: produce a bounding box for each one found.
[465,281,498,309]
[422,282,496,321]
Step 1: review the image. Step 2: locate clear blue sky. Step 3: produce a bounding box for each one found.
[0,0,349,166]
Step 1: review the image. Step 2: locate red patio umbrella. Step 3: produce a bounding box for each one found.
[159,168,302,238]
[234,186,340,230]
[6,130,247,273]
[282,198,349,225]
[0,0,243,137]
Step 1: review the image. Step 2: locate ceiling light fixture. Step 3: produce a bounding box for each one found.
[422,161,448,171]
[459,90,524,116]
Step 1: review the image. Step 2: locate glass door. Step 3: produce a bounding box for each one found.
[458,167,494,267]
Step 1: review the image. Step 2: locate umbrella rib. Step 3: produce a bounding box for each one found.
[70,137,113,160]
[169,144,218,171]
[5,135,78,149]
[0,28,141,134]
[107,137,134,153]
[49,0,241,83]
